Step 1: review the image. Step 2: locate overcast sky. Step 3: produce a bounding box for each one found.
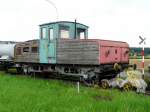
[0,0,149,47]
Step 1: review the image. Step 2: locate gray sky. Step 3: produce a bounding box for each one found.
[0,0,150,47]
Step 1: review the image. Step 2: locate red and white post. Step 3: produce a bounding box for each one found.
[139,36,146,77]
[141,44,145,76]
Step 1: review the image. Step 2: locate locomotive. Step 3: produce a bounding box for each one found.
[0,21,129,84]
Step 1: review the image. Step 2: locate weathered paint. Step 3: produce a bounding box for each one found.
[39,21,89,64]
[55,39,129,65]
[48,40,56,63]
[39,21,89,39]
[14,40,39,63]
[121,47,129,63]
[56,39,99,65]
[39,25,56,64]
[39,39,49,63]
[99,40,129,64]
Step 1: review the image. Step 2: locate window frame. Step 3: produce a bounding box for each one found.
[23,47,30,53]
[31,47,38,53]
[41,27,47,39]
[48,28,54,41]
[59,25,70,39]
[16,47,22,55]
[77,28,86,39]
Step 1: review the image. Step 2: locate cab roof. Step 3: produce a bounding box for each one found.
[39,21,89,28]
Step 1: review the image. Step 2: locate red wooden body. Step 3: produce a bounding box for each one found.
[98,40,129,64]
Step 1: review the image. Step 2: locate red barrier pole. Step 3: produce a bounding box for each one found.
[142,45,144,76]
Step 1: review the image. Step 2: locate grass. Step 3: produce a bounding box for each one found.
[0,71,149,112]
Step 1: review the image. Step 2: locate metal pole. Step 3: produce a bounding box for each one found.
[77,81,80,93]
[74,19,77,39]
[45,0,59,21]
[142,44,145,76]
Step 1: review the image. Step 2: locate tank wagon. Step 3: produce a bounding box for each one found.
[0,41,17,69]
[14,21,129,84]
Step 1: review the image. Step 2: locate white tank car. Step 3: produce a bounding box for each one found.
[0,41,16,61]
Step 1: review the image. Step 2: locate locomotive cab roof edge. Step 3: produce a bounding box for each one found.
[39,21,89,28]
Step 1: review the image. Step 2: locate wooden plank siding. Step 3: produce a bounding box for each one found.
[56,39,100,65]
[15,53,39,63]
[14,40,39,63]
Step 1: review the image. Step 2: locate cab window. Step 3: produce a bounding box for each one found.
[77,28,86,39]
[32,47,38,53]
[41,28,47,39]
[16,47,22,55]
[49,28,54,40]
[23,47,29,52]
[59,26,69,39]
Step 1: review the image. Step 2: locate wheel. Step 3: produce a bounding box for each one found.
[16,67,23,74]
[101,80,109,89]
[123,82,132,91]
[114,63,121,72]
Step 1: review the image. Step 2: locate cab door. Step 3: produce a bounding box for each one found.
[39,27,56,64]
[40,27,48,63]
[47,28,56,63]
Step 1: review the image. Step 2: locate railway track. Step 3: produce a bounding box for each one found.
[2,69,150,95]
